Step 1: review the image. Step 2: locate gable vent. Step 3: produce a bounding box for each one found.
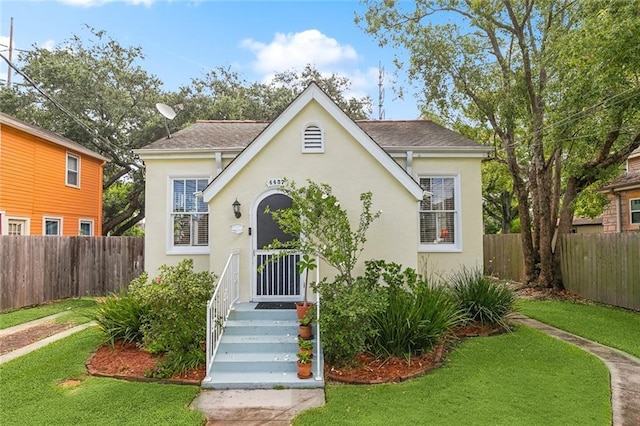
[302,125,324,153]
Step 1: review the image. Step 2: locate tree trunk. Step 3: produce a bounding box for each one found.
[503,135,537,284]
[535,164,562,289]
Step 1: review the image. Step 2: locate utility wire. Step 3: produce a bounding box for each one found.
[0,52,126,160]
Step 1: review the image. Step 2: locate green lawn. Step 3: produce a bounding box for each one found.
[0,298,98,329]
[0,328,204,426]
[295,326,611,425]
[517,299,640,359]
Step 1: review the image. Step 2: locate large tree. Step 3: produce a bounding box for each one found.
[182,64,372,121]
[360,0,640,288]
[1,26,169,235]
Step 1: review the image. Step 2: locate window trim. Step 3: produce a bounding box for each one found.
[630,198,640,225]
[79,219,94,236]
[66,152,81,188]
[301,123,325,153]
[166,176,211,255]
[2,215,31,235]
[43,216,63,236]
[418,174,462,253]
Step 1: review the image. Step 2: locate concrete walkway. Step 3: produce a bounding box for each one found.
[509,313,640,426]
[0,314,96,365]
[190,388,326,425]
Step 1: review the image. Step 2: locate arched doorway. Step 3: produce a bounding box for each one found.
[252,192,301,301]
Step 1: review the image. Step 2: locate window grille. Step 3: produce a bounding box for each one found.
[419,177,457,245]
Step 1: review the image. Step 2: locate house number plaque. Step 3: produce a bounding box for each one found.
[266,178,285,187]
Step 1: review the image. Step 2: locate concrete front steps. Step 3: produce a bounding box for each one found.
[201,303,324,389]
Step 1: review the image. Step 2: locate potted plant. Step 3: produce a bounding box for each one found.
[298,308,314,340]
[296,350,312,379]
[296,254,316,320]
[297,336,313,358]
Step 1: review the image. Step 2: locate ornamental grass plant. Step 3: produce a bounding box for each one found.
[94,291,146,346]
[367,261,463,359]
[450,267,514,327]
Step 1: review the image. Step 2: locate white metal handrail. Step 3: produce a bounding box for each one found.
[314,255,322,380]
[205,249,239,381]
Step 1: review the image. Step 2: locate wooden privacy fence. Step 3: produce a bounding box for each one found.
[483,234,525,282]
[483,233,640,311]
[558,233,640,311]
[0,236,144,312]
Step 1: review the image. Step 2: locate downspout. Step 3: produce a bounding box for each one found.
[215,152,223,176]
[406,151,413,176]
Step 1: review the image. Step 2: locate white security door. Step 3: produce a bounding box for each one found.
[253,193,301,301]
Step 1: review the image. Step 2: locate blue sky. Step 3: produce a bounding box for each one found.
[0,0,422,119]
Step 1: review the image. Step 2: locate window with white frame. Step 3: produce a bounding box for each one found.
[44,217,62,236]
[419,177,458,246]
[171,178,209,247]
[8,219,26,235]
[66,153,80,187]
[302,124,324,153]
[631,198,640,225]
[79,219,94,236]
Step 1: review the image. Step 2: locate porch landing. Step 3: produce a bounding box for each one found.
[201,302,324,390]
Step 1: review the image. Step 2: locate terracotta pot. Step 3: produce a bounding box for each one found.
[299,324,313,340]
[297,361,312,379]
[296,302,314,321]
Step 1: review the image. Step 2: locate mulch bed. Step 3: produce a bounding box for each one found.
[86,341,205,385]
[325,322,508,385]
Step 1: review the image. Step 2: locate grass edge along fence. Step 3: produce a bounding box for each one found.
[0,236,144,312]
[484,232,640,311]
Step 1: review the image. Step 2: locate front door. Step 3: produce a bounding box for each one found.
[253,193,301,301]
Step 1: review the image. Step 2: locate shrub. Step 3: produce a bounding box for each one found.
[367,261,463,359]
[315,276,386,366]
[128,259,216,374]
[94,290,146,346]
[450,267,514,327]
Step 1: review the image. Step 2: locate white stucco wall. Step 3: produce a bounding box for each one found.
[142,157,214,275]
[208,101,420,301]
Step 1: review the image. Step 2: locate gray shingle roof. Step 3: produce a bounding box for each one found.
[139,119,485,151]
[601,172,640,190]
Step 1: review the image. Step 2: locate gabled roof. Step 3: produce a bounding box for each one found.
[137,117,488,154]
[0,112,109,162]
[202,82,428,202]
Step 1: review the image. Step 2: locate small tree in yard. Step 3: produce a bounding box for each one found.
[266,179,381,286]
[266,180,385,366]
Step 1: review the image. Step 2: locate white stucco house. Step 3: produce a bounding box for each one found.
[135,83,491,303]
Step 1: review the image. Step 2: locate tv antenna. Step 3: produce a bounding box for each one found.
[155,103,182,139]
[378,62,385,120]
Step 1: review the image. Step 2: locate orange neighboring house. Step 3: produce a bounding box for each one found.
[0,112,108,236]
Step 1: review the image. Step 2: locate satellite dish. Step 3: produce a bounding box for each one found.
[155,103,177,120]
[155,103,178,138]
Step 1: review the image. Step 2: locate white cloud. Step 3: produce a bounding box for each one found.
[240,29,359,75]
[239,29,386,110]
[59,0,154,7]
[41,39,56,51]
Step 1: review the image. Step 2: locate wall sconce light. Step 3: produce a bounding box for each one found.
[232,199,242,218]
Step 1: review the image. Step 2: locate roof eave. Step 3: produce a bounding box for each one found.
[2,117,110,162]
[134,147,242,159]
